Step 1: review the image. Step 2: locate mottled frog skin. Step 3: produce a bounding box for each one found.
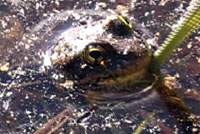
[43,10,155,100]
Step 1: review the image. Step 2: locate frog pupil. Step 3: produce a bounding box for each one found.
[90,50,102,60]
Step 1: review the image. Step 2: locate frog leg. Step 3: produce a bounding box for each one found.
[155,79,200,133]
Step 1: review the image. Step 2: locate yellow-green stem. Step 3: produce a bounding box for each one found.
[150,0,200,73]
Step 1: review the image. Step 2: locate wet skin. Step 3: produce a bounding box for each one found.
[44,11,155,101]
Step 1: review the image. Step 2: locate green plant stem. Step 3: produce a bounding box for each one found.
[133,113,155,134]
[150,0,200,73]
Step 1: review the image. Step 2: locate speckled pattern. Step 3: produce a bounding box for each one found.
[0,0,200,134]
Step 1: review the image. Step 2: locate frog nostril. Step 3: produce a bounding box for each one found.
[79,20,87,25]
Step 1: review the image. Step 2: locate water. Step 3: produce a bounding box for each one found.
[0,0,199,134]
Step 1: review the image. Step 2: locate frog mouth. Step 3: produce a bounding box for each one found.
[80,67,158,109]
[84,81,158,109]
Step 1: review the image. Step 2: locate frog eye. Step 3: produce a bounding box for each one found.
[84,45,106,66]
[106,16,132,37]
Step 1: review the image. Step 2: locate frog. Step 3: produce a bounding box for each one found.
[43,10,155,103]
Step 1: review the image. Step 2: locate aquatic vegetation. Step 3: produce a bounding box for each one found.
[150,0,200,73]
